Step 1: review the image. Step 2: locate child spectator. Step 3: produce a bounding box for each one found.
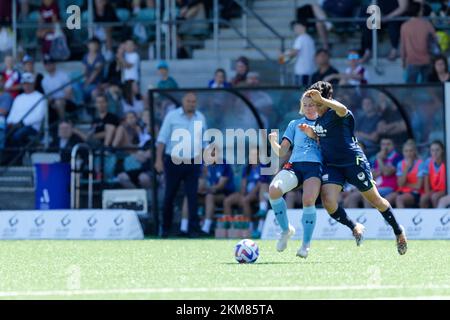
[2,55,21,98]
[156,61,178,89]
[280,20,316,87]
[394,140,423,208]
[208,68,231,88]
[419,141,446,208]
[231,56,249,87]
[117,40,140,84]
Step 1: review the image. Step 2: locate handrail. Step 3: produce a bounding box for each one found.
[70,143,94,209]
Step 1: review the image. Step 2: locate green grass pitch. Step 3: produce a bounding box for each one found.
[0,239,449,299]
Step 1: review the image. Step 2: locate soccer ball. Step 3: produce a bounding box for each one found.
[234,239,259,264]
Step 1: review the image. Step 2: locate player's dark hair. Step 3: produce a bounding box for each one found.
[215,68,227,78]
[308,81,333,99]
[315,48,330,56]
[431,140,445,151]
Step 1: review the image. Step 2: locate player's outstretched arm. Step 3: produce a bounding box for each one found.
[305,89,348,117]
[268,131,290,158]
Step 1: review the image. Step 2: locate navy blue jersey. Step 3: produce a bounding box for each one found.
[314,108,366,166]
[242,164,270,193]
[207,163,235,194]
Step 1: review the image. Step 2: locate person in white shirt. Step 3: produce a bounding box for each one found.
[280,20,316,87]
[117,39,140,84]
[42,58,76,120]
[4,73,47,162]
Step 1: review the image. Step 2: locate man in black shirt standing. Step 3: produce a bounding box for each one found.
[310,49,340,86]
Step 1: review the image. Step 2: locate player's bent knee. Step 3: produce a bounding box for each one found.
[269,185,283,200]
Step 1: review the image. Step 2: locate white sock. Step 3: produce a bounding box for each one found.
[201,219,213,233]
[180,218,188,233]
[259,201,268,211]
[257,219,265,232]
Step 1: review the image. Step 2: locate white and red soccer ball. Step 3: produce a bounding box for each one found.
[234,239,259,263]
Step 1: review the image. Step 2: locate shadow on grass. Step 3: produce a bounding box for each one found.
[222,261,351,265]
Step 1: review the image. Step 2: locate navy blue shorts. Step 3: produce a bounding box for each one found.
[322,160,374,192]
[283,162,322,187]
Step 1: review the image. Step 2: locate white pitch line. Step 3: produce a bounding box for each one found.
[0,284,449,298]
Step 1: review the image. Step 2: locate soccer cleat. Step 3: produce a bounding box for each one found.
[276,225,295,252]
[352,223,365,246]
[296,243,310,259]
[396,225,407,255]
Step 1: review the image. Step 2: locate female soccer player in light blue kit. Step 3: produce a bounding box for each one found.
[268,92,323,259]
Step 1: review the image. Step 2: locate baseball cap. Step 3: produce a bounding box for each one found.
[22,55,34,64]
[21,72,35,84]
[347,52,360,60]
[157,60,169,70]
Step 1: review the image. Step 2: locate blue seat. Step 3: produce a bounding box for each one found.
[133,8,156,22]
[116,8,131,22]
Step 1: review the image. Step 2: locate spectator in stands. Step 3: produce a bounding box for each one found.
[354,96,381,158]
[2,55,21,98]
[5,73,47,159]
[51,120,83,163]
[177,0,209,36]
[295,2,331,50]
[208,68,232,88]
[121,80,145,117]
[155,92,206,238]
[76,94,119,147]
[427,55,450,83]
[116,140,152,189]
[311,49,339,86]
[244,72,273,128]
[223,147,270,238]
[112,111,141,149]
[0,74,13,119]
[117,39,140,84]
[22,55,44,94]
[374,137,403,205]
[280,20,316,87]
[419,141,446,208]
[94,0,119,61]
[361,0,409,62]
[401,1,437,83]
[394,140,423,208]
[156,61,178,89]
[231,56,249,87]
[37,0,60,58]
[81,37,105,104]
[376,92,407,149]
[328,50,368,85]
[42,58,76,121]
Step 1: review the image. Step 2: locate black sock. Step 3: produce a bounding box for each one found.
[380,206,402,235]
[330,205,356,231]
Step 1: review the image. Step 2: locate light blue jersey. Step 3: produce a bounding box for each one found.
[282,117,322,164]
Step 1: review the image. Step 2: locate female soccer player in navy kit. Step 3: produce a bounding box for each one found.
[300,81,407,255]
[268,92,323,258]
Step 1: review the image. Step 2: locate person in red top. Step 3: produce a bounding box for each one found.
[394,140,424,208]
[37,0,60,57]
[2,55,21,98]
[419,141,446,208]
